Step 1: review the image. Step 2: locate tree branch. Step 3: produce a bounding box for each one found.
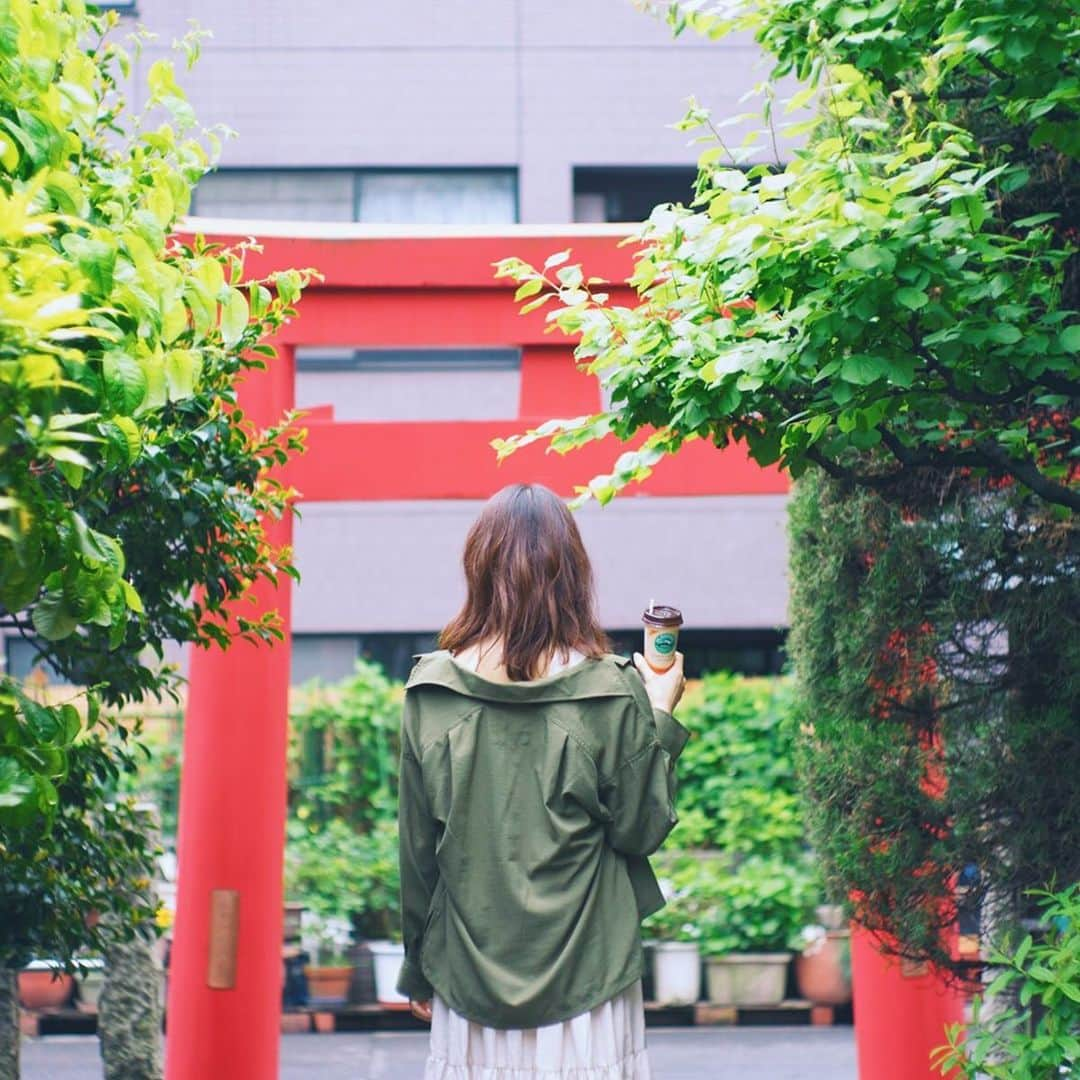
[978,440,1080,511]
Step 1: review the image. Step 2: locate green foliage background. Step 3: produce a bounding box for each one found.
[285,660,403,940]
[0,0,313,978]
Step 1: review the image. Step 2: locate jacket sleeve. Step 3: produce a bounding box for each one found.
[599,704,691,857]
[396,690,438,1001]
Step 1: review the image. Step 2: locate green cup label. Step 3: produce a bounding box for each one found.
[654,632,677,654]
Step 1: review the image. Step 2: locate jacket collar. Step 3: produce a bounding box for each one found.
[405,649,635,704]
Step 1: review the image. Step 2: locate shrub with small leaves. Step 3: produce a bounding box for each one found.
[932,884,1080,1079]
[675,674,805,857]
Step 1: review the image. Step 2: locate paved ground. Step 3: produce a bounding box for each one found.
[22,1027,856,1079]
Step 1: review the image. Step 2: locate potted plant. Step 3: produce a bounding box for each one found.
[73,957,107,1013]
[795,903,852,1006]
[350,820,407,1007]
[302,914,354,1005]
[699,855,816,1007]
[18,961,75,1011]
[641,858,706,1005]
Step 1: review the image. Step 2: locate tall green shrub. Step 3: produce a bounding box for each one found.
[674,673,804,857]
[788,470,1079,977]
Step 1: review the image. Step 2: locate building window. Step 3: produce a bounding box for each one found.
[292,633,438,685]
[606,628,787,678]
[191,170,355,222]
[291,635,360,686]
[191,168,518,225]
[4,637,63,683]
[355,170,517,225]
[295,347,522,422]
[291,630,783,685]
[573,167,699,223]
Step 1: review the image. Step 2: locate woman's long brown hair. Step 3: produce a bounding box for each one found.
[440,483,610,681]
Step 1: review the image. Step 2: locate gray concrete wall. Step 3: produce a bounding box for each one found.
[126,0,781,221]
[291,495,790,633]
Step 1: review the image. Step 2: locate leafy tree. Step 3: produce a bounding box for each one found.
[0,1,314,826]
[493,0,1079,511]
[492,0,1079,980]
[0,4,314,1072]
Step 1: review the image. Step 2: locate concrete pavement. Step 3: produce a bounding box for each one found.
[23,1026,856,1079]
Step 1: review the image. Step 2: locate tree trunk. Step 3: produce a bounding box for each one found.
[98,938,163,1080]
[0,966,20,1080]
[98,804,164,1080]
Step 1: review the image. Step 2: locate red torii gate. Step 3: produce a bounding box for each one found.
[163,224,963,1080]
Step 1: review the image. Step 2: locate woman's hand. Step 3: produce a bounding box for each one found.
[410,998,433,1023]
[633,651,686,715]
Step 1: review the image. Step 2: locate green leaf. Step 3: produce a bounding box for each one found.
[58,704,81,744]
[71,513,116,563]
[120,578,144,614]
[895,287,928,310]
[1060,325,1080,353]
[841,354,890,384]
[844,245,896,273]
[514,278,544,301]
[986,324,1022,345]
[219,288,249,347]
[60,233,116,295]
[0,756,35,810]
[165,349,203,401]
[520,293,553,315]
[249,283,272,320]
[31,590,79,641]
[102,352,148,415]
[109,415,142,463]
[274,269,302,306]
[14,688,59,743]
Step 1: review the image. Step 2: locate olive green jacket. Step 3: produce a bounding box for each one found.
[395,649,691,1029]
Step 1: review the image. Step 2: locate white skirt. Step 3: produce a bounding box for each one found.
[423,978,652,1080]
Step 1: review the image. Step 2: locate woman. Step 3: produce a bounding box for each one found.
[396,482,689,1079]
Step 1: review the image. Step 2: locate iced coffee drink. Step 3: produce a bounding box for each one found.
[642,605,683,672]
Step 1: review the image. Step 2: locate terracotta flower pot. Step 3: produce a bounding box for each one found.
[304,965,353,1005]
[796,929,852,1005]
[19,964,75,1010]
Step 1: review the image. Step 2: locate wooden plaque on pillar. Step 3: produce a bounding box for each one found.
[207,889,240,989]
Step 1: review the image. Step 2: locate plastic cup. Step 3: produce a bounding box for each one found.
[642,605,683,672]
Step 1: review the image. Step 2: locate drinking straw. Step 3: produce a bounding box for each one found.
[649,598,655,615]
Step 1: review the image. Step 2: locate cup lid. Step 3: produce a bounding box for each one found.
[642,605,683,627]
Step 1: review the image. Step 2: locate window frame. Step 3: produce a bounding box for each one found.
[190,166,520,225]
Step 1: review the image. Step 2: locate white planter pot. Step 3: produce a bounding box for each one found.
[74,958,106,1013]
[651,942,701,1005]
[705,952,792,1007]
[367,940,407,1005]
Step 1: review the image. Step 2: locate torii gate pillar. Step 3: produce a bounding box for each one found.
[166,345,296,1080]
